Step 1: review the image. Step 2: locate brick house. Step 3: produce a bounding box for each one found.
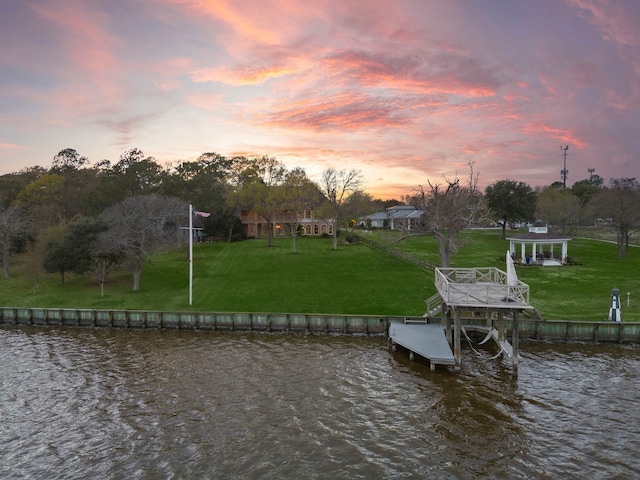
[240,209,334,238]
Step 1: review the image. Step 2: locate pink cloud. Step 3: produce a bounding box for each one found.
[0,142,28,154]
[191,63,299,85]
[523,122,587,149]
[29,1,124,107]
[257,93,441,132]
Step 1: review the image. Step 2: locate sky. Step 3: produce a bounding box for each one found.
[1,0,639,199]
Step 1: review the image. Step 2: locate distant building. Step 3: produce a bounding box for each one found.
[240,209,333,238]
[365,205,424,231]
[595,218,613,227]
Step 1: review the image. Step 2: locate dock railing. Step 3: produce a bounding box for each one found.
[435,267,530,306]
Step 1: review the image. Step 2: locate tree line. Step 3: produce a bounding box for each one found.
[406,164,639,264]
[1,148,638,292]
[0,148,377,290]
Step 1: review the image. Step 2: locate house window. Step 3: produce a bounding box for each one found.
[314,224,319,235]
[328,225,333,235]
[305,225,312,235]
[321,224,327,234]
[304,210,312,219]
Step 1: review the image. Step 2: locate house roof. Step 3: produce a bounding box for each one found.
[368,205,424,221]
[389,209,423,220]
[367,212,388,221]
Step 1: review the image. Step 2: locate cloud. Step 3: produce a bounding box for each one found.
[2,0,640,195]
[28,1,124,107]
[259,93,444,132]
[191,64,298,85]
[0,143,29,154]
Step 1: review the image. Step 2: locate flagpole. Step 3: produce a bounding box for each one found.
[189,204,193,306]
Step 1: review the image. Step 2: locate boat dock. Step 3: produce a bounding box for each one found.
[388,322,456,371]
[388,266,536,374]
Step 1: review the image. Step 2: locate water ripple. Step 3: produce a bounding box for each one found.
[1,328,639,479]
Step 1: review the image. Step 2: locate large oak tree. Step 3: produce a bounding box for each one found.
[485,180,537,238]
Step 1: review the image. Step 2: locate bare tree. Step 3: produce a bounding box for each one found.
[319,168,363,250]
[410,164,488,267]
[91,236,123,297]
[590,178,640,256]
[99,194,187,291]
[0,205,30,278]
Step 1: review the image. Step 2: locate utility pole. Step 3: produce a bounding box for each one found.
[560,145,569,188]
[588,168,595,181]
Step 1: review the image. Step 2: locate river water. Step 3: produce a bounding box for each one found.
[1,326,638,479]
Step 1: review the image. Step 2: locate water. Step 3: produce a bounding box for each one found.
[1,327,639,479]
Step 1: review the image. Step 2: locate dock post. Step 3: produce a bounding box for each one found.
[497,311,504,343]
[512,311,519,376]
[444,306,452,345]
[454,309,461,369]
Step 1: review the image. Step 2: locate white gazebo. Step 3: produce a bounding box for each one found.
[507,225,572,266]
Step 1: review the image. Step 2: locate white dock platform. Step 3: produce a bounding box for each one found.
[388,323,456,368]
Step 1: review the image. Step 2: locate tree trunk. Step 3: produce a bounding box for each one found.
[133,269,141,291]
[625,231,630,253]
[3,257,9,278]
[332,219,338,250]
[267,220,274,247]
[436,232,451,268]
[2,244,9,279]
[617,227,626,257]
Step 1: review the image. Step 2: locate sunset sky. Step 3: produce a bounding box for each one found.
[1,0,639,199]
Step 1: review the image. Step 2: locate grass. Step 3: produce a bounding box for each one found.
[0,237,432,316]
[1,231,638,321]
[370,229,640,321]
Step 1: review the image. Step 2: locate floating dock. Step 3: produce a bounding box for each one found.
[388,322,456,370]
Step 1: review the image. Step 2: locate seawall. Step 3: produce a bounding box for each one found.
[1,307,639,343]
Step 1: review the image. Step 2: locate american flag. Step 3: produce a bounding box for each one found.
[194,210,211,218]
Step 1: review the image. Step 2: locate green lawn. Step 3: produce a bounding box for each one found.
[0,237,432,316]
[1,231,638,321]
[372,229,640,321]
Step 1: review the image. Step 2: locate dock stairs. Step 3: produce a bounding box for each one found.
[424,293,443,319]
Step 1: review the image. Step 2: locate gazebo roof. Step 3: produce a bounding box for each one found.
[506,232,572,242]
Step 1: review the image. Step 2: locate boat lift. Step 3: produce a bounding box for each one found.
[389,263,535,375]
